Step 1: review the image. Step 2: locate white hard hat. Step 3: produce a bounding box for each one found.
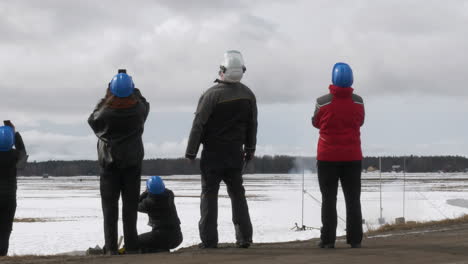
[220,50,246,83]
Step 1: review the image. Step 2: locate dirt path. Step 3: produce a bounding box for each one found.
[3,223,468,264]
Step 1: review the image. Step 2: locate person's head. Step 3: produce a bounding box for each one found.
[219,50,246,83]
[332,62,353,88]
[110,70,135,97]
[146,176,165,195]
[0,126,15,152]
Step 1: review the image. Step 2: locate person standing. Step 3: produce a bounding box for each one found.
[312,62,365,248]
[186,50,257,249]
[88,69,150,254]
[0,121,27,256]
[137,176,183,253]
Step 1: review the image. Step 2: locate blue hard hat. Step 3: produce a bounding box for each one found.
[147,176,165,195]
[0,126,15,152]
[110,73,135,98]
[332,62,354,88]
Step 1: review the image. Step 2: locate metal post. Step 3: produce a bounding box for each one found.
[379,157,382,219]
[403,157,406,219]
[301,158,305,228]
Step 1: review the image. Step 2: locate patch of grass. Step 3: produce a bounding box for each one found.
[0,255,95,264]
[13,218,51,223]
[13,218,78,223]
[366,214,468,235]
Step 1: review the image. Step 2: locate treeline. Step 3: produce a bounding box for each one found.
[18,155,468,177]
[19,156,312,177]
[363,155,468,173]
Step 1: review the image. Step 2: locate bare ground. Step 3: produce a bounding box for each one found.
[2,222,468,264]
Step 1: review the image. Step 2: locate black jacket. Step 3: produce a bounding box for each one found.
[88,89,150,169]
[186,80,257,160]
[138,189,181,230]
[0,132,27,196]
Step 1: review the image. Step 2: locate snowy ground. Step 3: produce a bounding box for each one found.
[8,172,468,256]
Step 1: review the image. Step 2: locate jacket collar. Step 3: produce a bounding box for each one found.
[329,84,354,98]
[148,190,168,198]
[214,79,240,85]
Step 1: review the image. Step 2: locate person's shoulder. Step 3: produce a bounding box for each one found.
[238,82,256,98]
[201,83,222,97]
[352,93,364,104]
[316,93,333,106]
[165,188,175,197]
[239,82,252,91]
[133,88,143,97]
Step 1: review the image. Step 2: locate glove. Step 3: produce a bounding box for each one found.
[185,153,196,160]
[3,120,15,131]
[139,191,148,202]
[244,150,255,161]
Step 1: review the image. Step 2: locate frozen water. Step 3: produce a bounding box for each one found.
[7,172,468,256]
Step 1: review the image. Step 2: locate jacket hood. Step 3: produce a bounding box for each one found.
[105,95,138,109]
[329,84,354,98]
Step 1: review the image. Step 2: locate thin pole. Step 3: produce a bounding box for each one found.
[379,157,383,219]
[301,158,305,228]
[403,157,406,219]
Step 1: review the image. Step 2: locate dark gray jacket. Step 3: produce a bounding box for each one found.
[185,80,257,160]
[88,89,150,169]
[138,189,181,230]
[0,132,27,196]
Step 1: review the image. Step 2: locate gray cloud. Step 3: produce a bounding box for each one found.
[2,0,467,116]
[1,1,467,160]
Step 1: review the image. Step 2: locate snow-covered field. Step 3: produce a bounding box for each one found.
[8,172,468,256]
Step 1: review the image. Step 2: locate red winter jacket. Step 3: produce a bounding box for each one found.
[312,85,365,161]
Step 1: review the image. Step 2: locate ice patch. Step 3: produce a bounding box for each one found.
[447,199,468,209]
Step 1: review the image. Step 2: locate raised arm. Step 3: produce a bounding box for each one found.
[14,132,28,168]
[134,88,150,121]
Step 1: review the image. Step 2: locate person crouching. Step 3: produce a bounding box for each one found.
[138,176,183,253]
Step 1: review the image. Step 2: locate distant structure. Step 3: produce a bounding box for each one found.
[392,165,401,172]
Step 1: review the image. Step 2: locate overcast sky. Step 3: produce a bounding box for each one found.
[1,0,468,161]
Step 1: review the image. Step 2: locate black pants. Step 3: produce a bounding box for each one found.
[199,162,253,246]
[0,195,16,256]
[317,161,363,245]
[139,227,183,253]
[100,166,141,252]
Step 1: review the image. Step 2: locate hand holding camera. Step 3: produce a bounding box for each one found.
[3,120,15,131]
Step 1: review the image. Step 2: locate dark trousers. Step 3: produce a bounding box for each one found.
[100,166,141,252]
[139,228,183,253]
[199,163,253,246]
[0,195,16,256]
[317,160,363,245]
